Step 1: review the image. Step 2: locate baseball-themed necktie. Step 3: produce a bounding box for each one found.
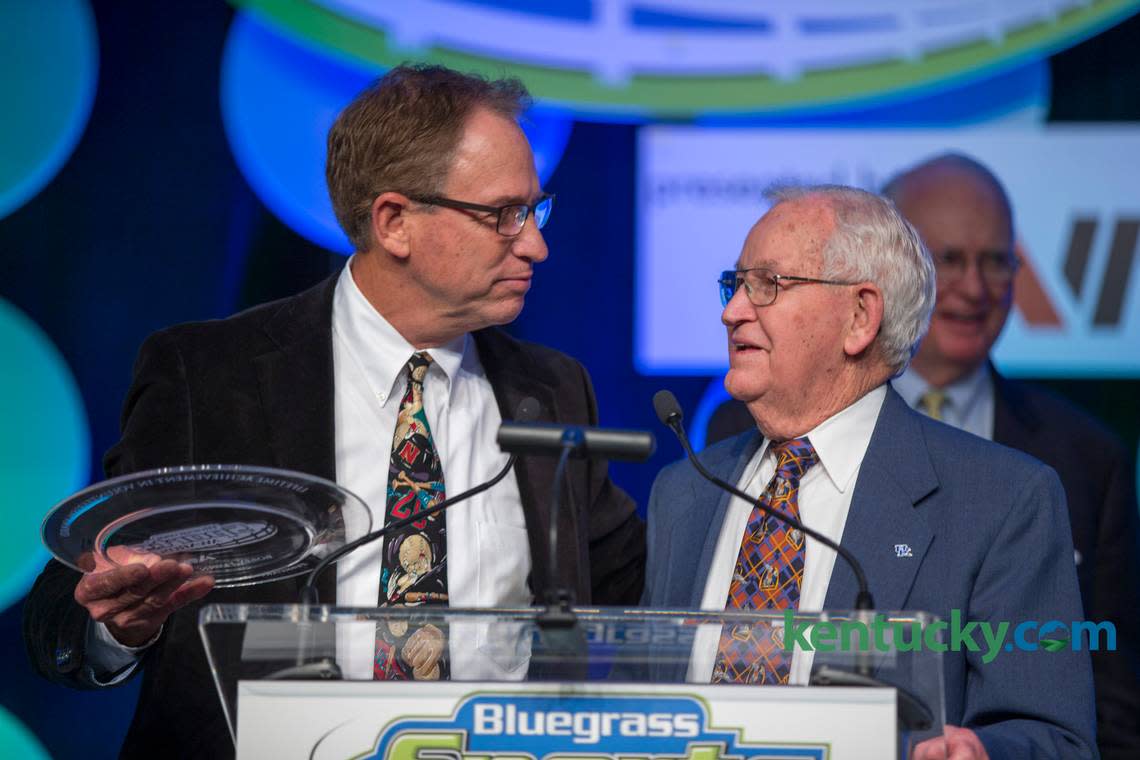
[713,437,819,685]
[375,352,450,680]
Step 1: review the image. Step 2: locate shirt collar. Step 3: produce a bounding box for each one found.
[891,365,929,409]
[941,362,990,419]
[758,384,887,494]
[332,258,468,405]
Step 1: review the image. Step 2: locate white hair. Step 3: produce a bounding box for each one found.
[766,184,936,373]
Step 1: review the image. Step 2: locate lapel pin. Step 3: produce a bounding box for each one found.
[894,543,913,558]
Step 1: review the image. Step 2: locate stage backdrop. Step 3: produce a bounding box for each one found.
[2,2,1139,757]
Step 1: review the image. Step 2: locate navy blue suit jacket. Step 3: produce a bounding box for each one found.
[644,387,1096,759]
[706,371,1140,757]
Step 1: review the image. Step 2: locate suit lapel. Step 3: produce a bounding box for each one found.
[253,276,339,481]
[990,364,1037,449]
[252,275,339,603]
[473,329,568,600]
[823,388,937,613]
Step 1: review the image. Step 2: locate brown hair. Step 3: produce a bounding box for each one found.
[326,63,531,251]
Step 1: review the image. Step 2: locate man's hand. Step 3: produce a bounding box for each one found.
[74,546,214,647]
[913,725,989,760]
[401,623,444,680]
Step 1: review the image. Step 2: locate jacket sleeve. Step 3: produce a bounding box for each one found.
[23,330,191,688]
[967,465,1097,759]
[1088,438,1140,759]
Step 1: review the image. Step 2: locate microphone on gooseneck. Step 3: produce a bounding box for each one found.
[298,396,541,606]
[651,390,874,611]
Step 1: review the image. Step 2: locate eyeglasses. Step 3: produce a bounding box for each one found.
[932,249,1020,288]
[409,193,554,236]
[718,268,857,308]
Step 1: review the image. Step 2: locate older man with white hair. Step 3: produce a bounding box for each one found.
[643,185,1096,758]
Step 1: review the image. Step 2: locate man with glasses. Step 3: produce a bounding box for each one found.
[24,64,644,757]
[885,153,1140,759]
[642,185,1095,758]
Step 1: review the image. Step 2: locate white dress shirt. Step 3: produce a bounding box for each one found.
[331,260,531,679]
[687,385,886,685]
[893,363,994,440]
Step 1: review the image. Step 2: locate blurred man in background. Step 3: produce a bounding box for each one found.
[885,152,1140,759]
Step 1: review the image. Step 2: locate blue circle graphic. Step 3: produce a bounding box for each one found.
[0,299,90,612]
[0,0,98,220]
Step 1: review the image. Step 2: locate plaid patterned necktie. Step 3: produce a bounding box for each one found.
[375,352,449,680]
[713,437,819,685]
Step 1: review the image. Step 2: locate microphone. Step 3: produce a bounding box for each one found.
[497,422,655,462]
[651,390,874,611]
[298,396,541,606]
[652,393,934,710]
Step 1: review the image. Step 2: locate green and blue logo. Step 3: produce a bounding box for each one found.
[0,0,98,220]
[363,694,826,759]
[0,299,90,612]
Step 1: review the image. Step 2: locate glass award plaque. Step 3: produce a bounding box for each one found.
[42,465,372,587]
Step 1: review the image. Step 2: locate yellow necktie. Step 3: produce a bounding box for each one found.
[919,389,947,421]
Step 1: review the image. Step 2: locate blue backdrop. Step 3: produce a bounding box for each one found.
[3,3,1139,757]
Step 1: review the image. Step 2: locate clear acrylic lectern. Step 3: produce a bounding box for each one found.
[201,605,946,759]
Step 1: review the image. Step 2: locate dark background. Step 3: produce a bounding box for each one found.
[3,3,1138,757]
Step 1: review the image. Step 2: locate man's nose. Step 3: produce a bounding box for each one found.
[512,216,549,263]
[721,286,756,326]
[954,257,989,301]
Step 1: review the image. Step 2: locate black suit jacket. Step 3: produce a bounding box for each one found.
[23,274,645,758]
[705,371,1140,758]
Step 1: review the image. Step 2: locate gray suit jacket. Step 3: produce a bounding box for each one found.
[644,387,1096,758]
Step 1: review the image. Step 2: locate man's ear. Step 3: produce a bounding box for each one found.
[369,192,413,259]
[844,282,884,358]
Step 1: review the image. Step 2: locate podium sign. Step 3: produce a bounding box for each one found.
[236,681,895,759]
[201,605,945,759]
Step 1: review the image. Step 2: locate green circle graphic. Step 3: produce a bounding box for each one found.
[0,707,50,760]
[0,299,90,612]
[0,0,98,219]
